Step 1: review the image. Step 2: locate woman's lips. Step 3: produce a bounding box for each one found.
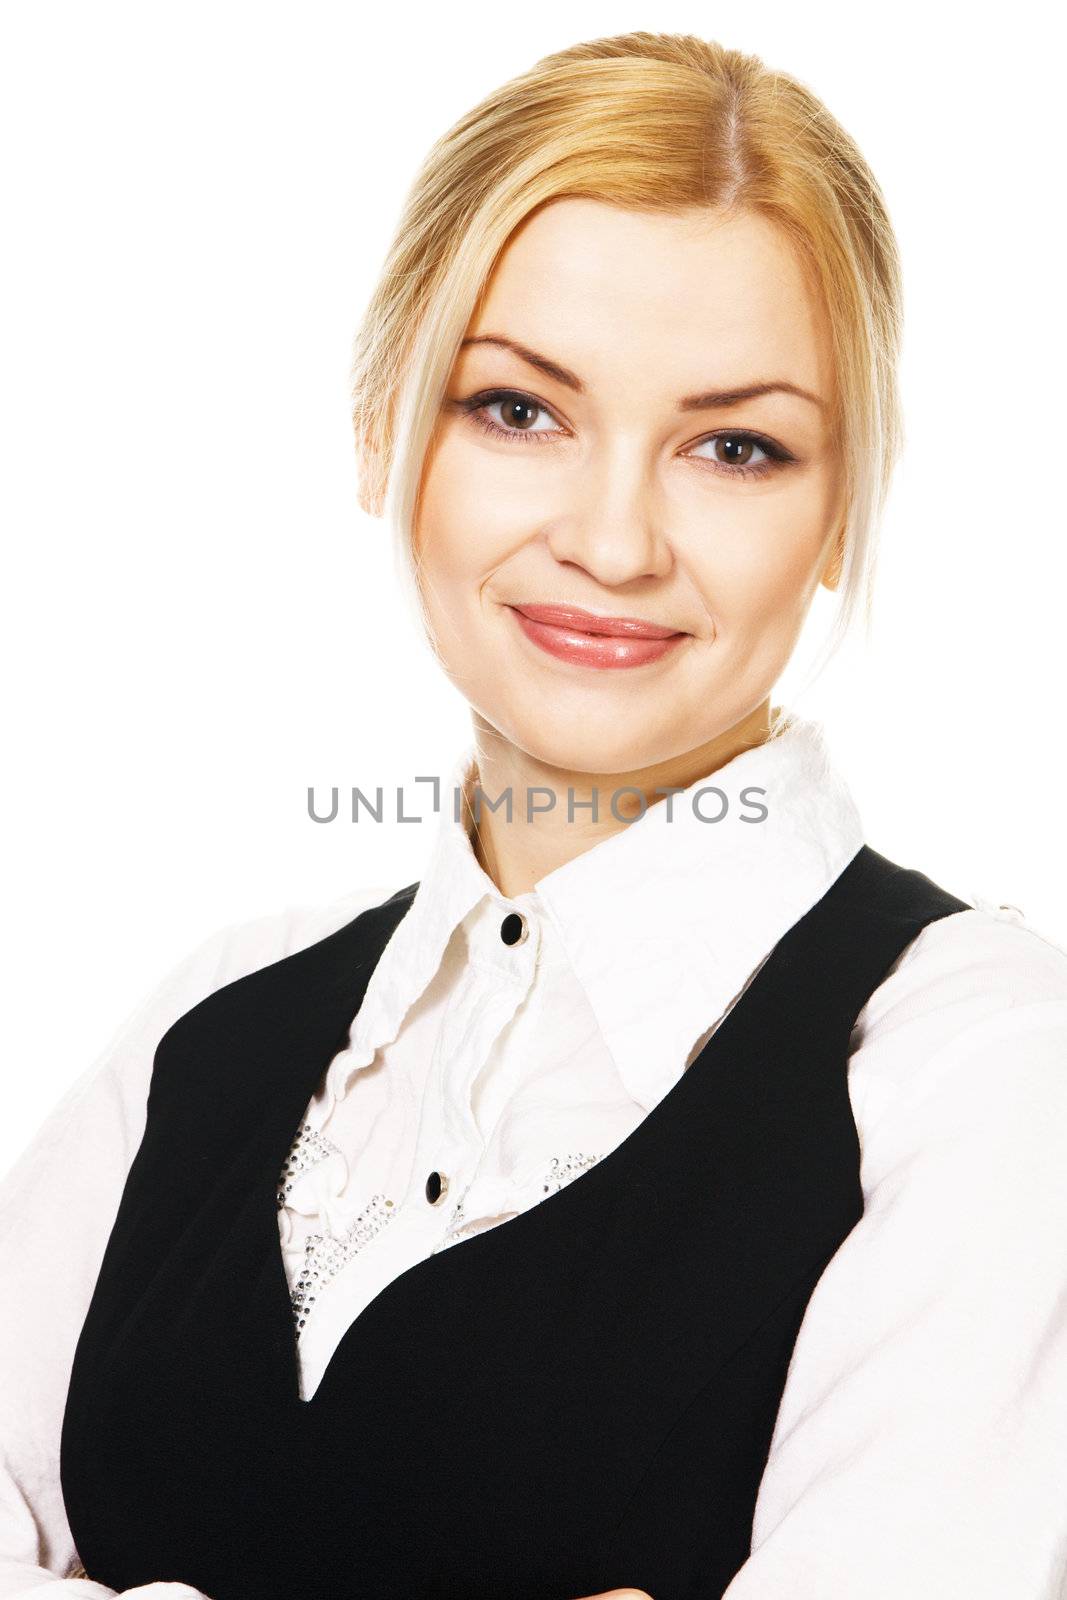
[508,603,687,670]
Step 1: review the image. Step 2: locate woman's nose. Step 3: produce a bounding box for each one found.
[543,449,673,586]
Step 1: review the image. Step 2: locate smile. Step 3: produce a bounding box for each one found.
[508,604,688,671]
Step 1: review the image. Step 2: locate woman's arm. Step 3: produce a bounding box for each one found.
[0,889,391,1599]
[721,911,1067,1598]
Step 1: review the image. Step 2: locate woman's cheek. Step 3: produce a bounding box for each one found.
[426,449,544,578]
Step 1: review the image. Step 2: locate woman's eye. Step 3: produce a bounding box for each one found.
[456,389,563,443]
[689,433,772,470]
[480,393,560,436]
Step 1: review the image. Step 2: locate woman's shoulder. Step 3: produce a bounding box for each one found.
[187,880,403,988]
[64,883,401,1126]
[849,897,1067,1138]
[0,881,403,1243]
[872,896,1067,1022]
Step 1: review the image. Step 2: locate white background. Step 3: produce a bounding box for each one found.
[2,0,1064,1169]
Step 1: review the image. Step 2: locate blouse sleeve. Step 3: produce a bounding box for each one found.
[0,888,392,1600]
[722,907,1067,1599]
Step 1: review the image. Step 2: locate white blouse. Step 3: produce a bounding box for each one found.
[3,712,1067,1600]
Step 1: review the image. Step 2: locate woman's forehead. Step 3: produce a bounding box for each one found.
[467,198,832,405]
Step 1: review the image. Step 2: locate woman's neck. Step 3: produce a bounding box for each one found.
[467,699,777,898]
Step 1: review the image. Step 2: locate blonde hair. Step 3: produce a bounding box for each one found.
[349,31,903,683]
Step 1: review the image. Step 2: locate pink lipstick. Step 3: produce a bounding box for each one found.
[508,602,687,670]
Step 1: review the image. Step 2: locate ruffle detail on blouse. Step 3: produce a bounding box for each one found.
[317,1031,379,1114]
[275,1119,353,1247]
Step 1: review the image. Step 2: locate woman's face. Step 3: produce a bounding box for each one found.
[413,199,845,776]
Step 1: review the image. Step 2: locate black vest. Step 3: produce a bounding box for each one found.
[60,844,968,1600]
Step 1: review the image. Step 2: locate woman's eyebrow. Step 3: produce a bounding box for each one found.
[459,334,824,411]
[460,334,584,391]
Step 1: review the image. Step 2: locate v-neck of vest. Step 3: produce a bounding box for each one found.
[266,965,728,1408]
[250,843,902,1411]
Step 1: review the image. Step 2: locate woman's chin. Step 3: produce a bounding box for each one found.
[476,716,691,784]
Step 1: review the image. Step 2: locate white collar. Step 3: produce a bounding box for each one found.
[330,710,864,1114]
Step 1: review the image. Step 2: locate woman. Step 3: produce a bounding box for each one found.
[3,28,1067,1600]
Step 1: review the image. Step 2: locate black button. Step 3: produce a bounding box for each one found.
[425,1169,448,1205]
[500,911,527,946]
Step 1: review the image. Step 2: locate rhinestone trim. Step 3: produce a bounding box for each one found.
[279,1142,605,1331]
[541,1151,601,1194]
[276,1121,341,1208]
[430,1151,603,1255]
[289,1192,398,1339]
